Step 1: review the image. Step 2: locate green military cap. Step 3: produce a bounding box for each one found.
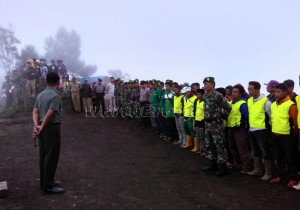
[203,77,215,83]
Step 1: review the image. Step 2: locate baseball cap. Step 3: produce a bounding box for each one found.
[264,80,279,87]
[181,86,191,94]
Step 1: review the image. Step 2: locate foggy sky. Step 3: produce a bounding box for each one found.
[1,0,300,93]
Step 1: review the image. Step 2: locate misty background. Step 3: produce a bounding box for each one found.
[0,0,300,93]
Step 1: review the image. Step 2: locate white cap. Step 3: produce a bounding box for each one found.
[181,86,191,94]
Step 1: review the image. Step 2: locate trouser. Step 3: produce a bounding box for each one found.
[175,116,186,144]
[224,127,233,164]
[272,133,298,180]
[36,77,44,93]
[150,111,157,128]
[228,127,251,169]
[184,117,196,137]
[205,121,228,164]
[71,92,81,112]
[108,94,116,111]
[166,117,178,140]
[96,93,106,114]
[27,79,36,98]
[4,91,12,107]
[39,124,61,189]
[249,129,272,160]
[82,98,93,112]
[154,111,162,133]
[196,127,205,151]
[140,101,151,128]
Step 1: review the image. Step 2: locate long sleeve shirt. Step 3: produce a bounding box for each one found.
[140,87,150,102]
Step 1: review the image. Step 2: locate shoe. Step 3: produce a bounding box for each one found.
[270,177,281,184]
[293,182,300,190]
[200,151,207,157]
[190,137,200,153]
[216,164,227,176]
[202,161,217,171]
[44,186,65,194]
[180,144,186,148]
[260,160,273,181]
[226,162,234,169]
[182,135,192,149]
[54,181,61,187]
[247,157,263,176]
[287,180,297,188]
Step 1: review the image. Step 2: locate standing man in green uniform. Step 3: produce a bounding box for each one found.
[32,72,64,194]
[202,77,232,176]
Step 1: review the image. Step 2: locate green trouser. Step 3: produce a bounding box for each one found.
[184,117,196,137]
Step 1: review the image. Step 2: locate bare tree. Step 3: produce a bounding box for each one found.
[44,27,96,77]
[17,45,40,66]
[0,24,20,74]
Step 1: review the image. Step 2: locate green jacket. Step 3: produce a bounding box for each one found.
[162,90,174,117]
[159,89,166,113]
[150,88,161,112]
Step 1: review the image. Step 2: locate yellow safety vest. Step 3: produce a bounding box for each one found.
[183,95,197,117]
[227,100,246,127]
[296,95,300,129]
[174,95,183,114]
[195,100,204,121]
[271,100,294,134]
[248,96,268,129]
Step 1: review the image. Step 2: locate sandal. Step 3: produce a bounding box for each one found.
[270,177,281,184]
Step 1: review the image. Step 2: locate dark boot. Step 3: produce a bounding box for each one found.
[216,164,227,176]
[202,161,217,171]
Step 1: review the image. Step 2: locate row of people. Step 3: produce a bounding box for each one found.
[108,77,300,190]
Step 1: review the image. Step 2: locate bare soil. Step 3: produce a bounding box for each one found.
[0,103,300,210]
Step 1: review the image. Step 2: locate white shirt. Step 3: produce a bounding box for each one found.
[107,82,115,95]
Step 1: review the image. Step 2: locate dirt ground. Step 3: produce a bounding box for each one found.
[1,103,300,210]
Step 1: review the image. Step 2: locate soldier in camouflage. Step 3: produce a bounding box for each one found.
[202,77,232,176]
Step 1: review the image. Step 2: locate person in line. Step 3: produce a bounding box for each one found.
[264,80,279,103]
[202,77,232,176]
[193,88,205,155]
[227,84,251,173]
[173,85,186,146]
[80,79,94,117]
[270,83,298,188]
[95,78,106,116]
[70,77,81,113]
[247,81,273,181]
[181,86,197,149]
[107,77,117,113]
[161,82,177,142]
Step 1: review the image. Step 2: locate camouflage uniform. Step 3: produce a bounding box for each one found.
[203,80,231,165]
